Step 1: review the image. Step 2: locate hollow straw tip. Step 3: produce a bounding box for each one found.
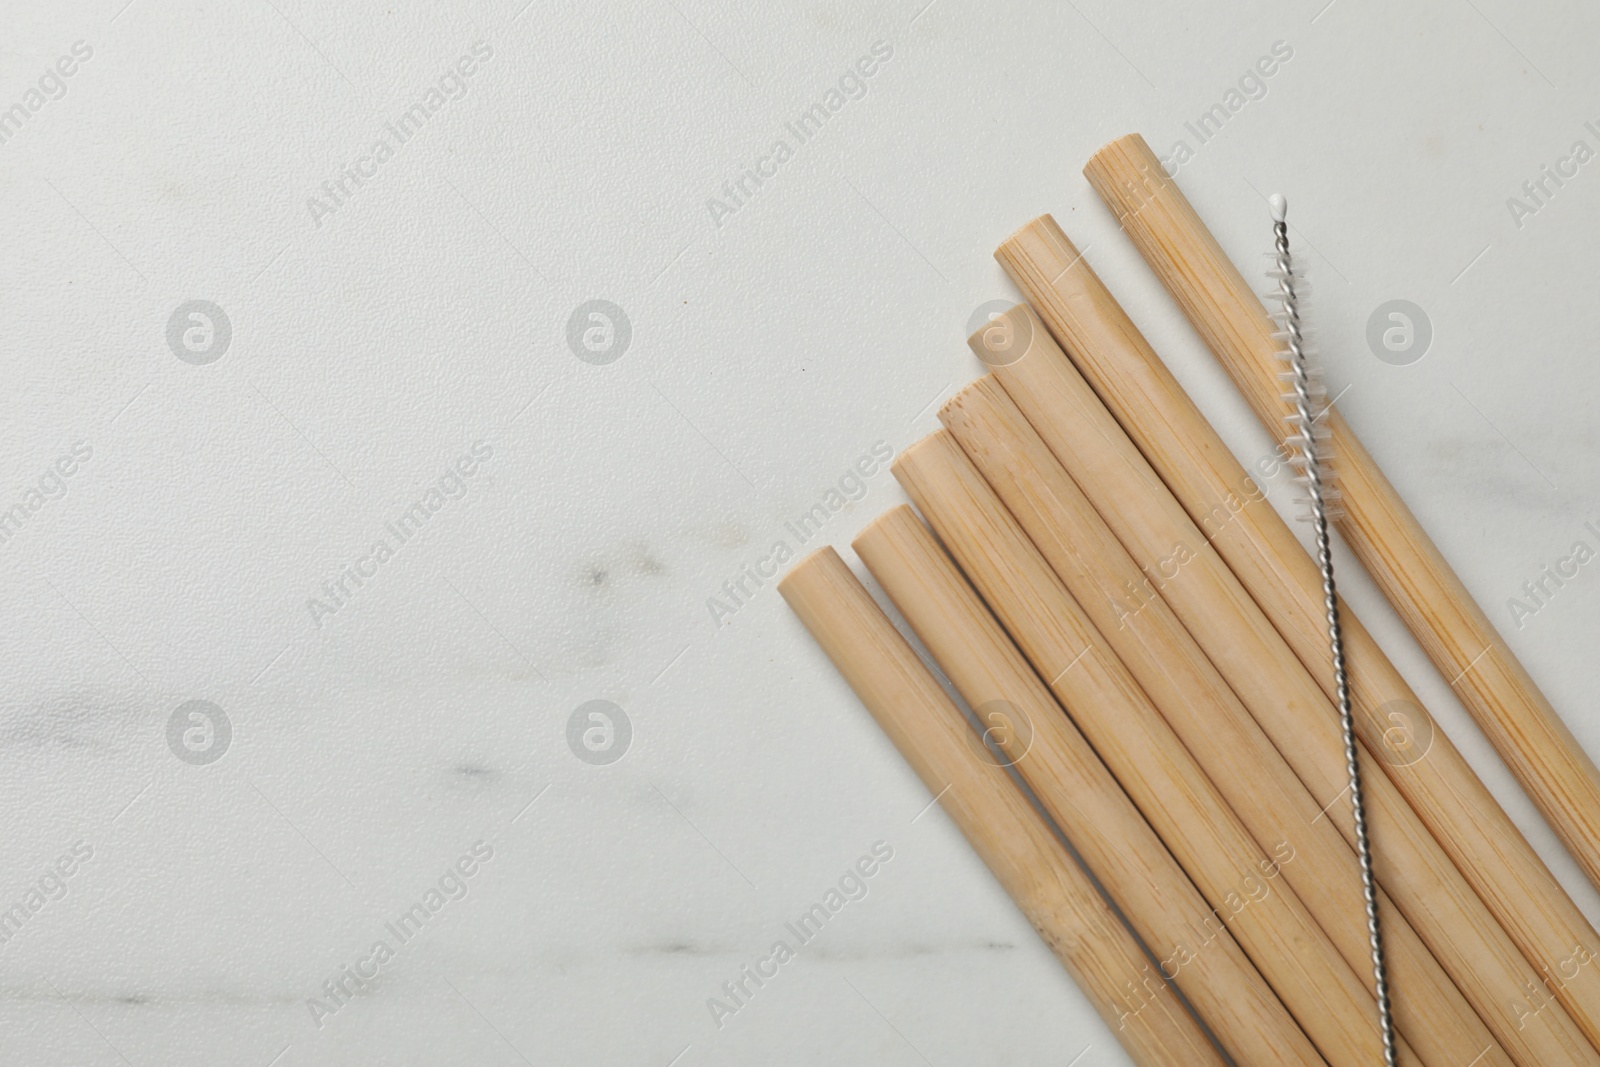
[775,545,849,602]
[941,374,1015,432]
[851,504,923,555]
[1081,134,1171,220]
[1082,132,1161,178]
[964,303,1028,351]
[892,428,964,478]
[994,214,1062,265]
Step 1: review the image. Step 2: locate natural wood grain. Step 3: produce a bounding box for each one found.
[893,430,1415,1067]
[943,369,1569,1067]
[996,210,1600,1052]
[778,547,1227,1067]
[1084,130,1600,901]
[855,505,1325,1067]
[969,299,1599,1067]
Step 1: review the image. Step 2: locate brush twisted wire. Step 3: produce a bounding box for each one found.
[1273,214,1396,1067]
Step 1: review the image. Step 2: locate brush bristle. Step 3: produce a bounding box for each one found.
[1266,262,1343,521]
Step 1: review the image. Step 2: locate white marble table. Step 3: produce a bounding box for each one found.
[3,0,1599,1063]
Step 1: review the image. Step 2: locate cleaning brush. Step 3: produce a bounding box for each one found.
[1267,191,1396,1067]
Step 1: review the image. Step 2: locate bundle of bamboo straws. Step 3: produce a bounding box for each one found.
[780,133,1600,1067]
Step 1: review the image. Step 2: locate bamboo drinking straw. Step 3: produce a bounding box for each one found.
[778,548,1227,1067]
[995,216,1600,1051]
[940,374,1534,1067]
[854,506,1325,1067]
[968,302,1600,1067]
[1083,132,1600,896]
[894,431,1415,1067]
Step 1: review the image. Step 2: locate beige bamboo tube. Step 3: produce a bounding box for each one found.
[940,372,1536,1067]
[777,548,1226,1067]
[894,430,1416,1067]
[995,215,1600,1051]
[854,505,1325,1067]
[969,300,1600,1066]
[1084,132,1600,896]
